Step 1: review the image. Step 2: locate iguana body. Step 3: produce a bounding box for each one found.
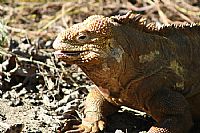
[53,12,200,133]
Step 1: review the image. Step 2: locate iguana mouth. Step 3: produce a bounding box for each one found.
[62,50,86,56]
[54,50,87,58]
[54,49,99,63]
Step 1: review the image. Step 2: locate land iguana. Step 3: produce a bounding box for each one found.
[53,11,200,133]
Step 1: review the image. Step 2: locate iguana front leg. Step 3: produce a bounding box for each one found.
[65,88,118,133]
[147,89,193,133]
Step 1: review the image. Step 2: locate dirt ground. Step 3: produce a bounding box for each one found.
[0,0,200,133]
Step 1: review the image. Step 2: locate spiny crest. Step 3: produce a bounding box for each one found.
[131,14,159,32]
[111,11,199,33]
[159,23,199,31]
[110,11,159,32]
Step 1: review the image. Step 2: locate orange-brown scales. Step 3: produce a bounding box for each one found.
[53,11,200,133]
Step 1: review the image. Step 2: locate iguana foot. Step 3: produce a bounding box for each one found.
[58,118,106,133]
[57,89,118,133]
[74,118,105,133]
[147,126,170,133]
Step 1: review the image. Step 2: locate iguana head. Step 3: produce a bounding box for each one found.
[53,15,118,64]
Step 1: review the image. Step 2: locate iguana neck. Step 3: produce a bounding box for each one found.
[79,55,127,97]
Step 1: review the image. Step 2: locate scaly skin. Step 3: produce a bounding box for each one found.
[53,12,200,133]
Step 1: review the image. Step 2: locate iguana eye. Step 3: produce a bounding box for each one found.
[76,33,89,42]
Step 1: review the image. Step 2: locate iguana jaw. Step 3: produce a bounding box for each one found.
[54,49,99,63]
[53,40,101,64]
[54,50,87,58]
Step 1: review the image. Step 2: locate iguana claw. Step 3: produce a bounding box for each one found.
[59,119,105,133]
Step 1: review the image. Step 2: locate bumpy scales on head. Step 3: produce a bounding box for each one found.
[53,15,117,63]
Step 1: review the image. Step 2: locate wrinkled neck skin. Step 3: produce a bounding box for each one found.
[79,26,176,109]
[79,38,130,97]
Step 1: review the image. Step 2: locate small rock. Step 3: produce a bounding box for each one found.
[71,72,79,79]
[115,129,124,133]
[18,88,28,96]
[2,92,11,99]
[45,40,53,48]
[9,98,23,107]
[14,98,23,106]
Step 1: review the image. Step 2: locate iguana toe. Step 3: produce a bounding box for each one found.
[61,120,106,133]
